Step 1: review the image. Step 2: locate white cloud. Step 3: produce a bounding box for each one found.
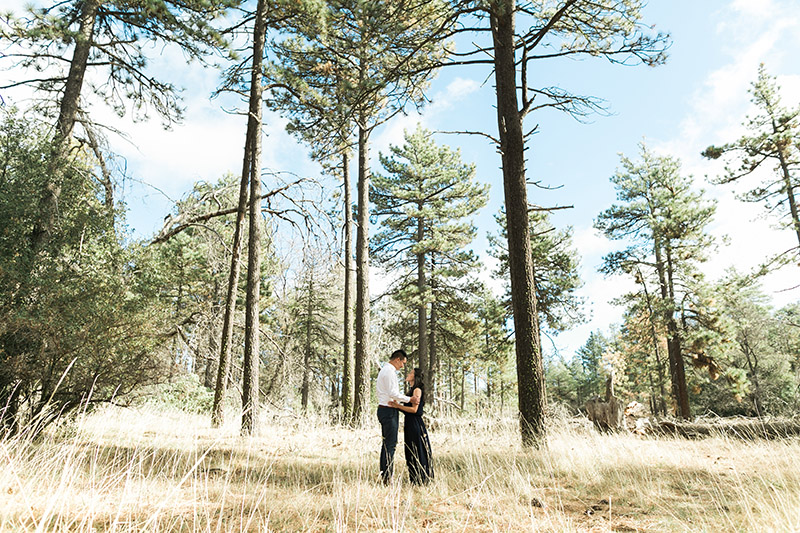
[371,112,426,162]
[572,226,615,263]
[371,75,484,157]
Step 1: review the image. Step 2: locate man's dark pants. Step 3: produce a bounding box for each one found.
[377,406,399,483]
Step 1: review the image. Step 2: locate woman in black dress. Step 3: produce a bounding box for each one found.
[388,368,433,485]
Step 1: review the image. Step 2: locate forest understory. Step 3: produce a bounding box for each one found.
[1,405,799,532]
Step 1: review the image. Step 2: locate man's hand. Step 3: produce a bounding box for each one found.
[410,396,420,406]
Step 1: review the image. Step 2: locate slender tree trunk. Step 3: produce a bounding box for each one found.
[211,47,257,430]
[301,276,313,412]
[210,182,248,426]
[31,0,100,251]
[500,380,505,415]
[429,301,438,408]
[342,150,355,422]
[416,215,429,392]
[353,124,371,422]
[490,2,545,446]
[448,355,453,416]
[655,241,689,419]
[639,272,668,416]
[460,365,465,412]
[241,0,269,436]
[740,340,764,417]
[775,136,800,250]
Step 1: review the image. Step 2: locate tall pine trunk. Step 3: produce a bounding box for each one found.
[654,241,689,418]
[241,0,268,436]
[774,132,800,250]
[353,124,371,422]
[301,275,313,412]
[211,4,266,427]
[490,2,545,446]
[639,274,668,416]
[429,300,438,408]
[416,215,429,392]
[210,149,249,427]
[342,149,355,422]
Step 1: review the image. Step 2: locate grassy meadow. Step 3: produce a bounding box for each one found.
[1,405,799,532]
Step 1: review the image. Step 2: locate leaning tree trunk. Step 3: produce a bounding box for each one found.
[31,0,100,251]
[342,149,355,422]
[241,0,269,436]
[353,123,371,422]
[210,151,249,427]
[210,20,260,428]
[490,2,546,446]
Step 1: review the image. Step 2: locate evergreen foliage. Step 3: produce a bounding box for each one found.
[596,143,719,418]
[703,64,800,260]
[371,125,488,404]
[0,109,168,433]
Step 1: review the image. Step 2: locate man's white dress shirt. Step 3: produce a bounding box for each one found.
[376,363,411,407]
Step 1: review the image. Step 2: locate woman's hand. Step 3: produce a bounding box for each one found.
[388,400,399,408]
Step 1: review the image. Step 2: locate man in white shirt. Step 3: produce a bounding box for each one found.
[376,349,418,484]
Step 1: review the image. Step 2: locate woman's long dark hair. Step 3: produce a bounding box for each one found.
[407,367,424,396]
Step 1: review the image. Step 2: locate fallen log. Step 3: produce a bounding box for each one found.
[652,418,800,440]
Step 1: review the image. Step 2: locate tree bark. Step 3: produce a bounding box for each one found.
[353,124,371,422]
[211,49,257,430]
[638,270,668,416]
[429,300,438,408]
[664,244,689,418]
[342,149,355,422]
[490,1,545,446]
[654,240,690,419]
[31,0,100,252]
[774,129,800,250]
[301,275,313,412]
[416,215,429,393]
[241,0,269,436]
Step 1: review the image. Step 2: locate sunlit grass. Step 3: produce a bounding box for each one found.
[1,405,799,531]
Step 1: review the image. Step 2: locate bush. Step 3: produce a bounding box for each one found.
[144,374,214,413]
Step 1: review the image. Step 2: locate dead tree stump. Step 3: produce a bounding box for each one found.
[585,375,624,431]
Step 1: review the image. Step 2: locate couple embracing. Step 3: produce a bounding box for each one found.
[376,349,434,485]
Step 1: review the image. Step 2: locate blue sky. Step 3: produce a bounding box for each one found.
[3,0,800,359]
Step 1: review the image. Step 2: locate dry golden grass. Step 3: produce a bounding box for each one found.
[1,405,800,532]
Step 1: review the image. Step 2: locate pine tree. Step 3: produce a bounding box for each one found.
[291,248,343,413]
[489,208,584,334]
[1,0,234,250]
[371,125,488,404]
[703,64,800,261]
[449,0,669,445]
[596,143,717,419]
